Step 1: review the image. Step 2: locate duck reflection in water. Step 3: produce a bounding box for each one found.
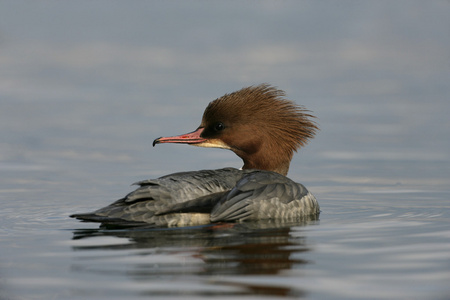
[71,218,317,297]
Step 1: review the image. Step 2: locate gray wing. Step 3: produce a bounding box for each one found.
[210,170,320,222]
[128,167,243,204]
[71,168,243,226]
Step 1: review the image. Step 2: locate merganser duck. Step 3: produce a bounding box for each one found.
[71,84,319,227]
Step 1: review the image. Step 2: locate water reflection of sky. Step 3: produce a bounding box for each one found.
[1,2,449,299]
[1,2,449,172]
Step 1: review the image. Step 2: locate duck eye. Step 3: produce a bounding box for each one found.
[213,122,225,132]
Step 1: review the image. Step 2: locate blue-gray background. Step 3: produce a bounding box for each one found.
[1,1,449,299]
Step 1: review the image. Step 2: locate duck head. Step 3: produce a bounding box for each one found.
[153,84,318,176]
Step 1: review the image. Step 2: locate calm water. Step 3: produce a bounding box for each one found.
[1,1,450,299]
[1,157,449,300]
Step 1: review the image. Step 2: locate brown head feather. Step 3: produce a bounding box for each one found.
[199,84,318,175]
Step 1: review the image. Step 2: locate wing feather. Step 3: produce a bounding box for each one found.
[211,170,319,222]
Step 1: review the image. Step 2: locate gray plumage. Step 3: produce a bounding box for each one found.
[71,168,319,227]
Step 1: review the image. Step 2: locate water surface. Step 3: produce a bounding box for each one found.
[1,1,450,299]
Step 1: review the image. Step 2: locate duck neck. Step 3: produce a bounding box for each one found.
[242,160,290,176]
[239,149,291,176]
